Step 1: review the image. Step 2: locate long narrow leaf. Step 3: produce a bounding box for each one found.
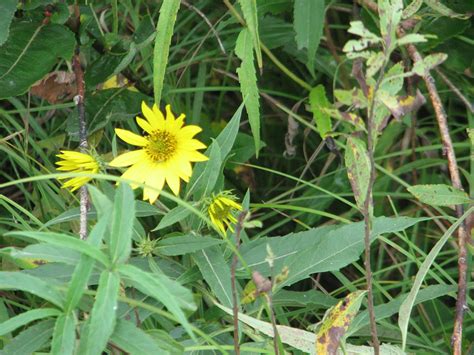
[153,0,181,104]
[6,231,109,266]
[398,206,474,350]
[51,313,76,355]
[83,271,121,355]
[0,308,61,336]
[236,29,261,155]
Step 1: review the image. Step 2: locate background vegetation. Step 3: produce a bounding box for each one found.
[0,0,473,354]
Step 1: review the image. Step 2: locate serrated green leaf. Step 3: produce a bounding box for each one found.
[408,184,471,206]
[155,235,223,256]
[0,0,17,46]
[83,271,121,355]
[0,272,64,307]
[236,29,261,155]
[193,246,234,308]
[293,0,325,74]
[153,0,181,104]
[51,313,76,355]
[0,22,75,98]
[238,0,262,69]
[0,308,60,336]
[110,320,168,355]
[309,85,332,138]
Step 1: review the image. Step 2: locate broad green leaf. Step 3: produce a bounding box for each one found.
[0,22,75,98]
[236,29,261,155]
[407,184,471,206]
[65,210,111,313]
[153,0,181,104]
[110,320,168,355]
[334,88,367,109]
[6,231,109,267]
[83,271,121,355]
[398,207,474,350]
[293,0,325,74]
[0,0,17,46]
[0,308,60,336]
[424,0,469,19]
[193,246,234,308]
[109,183,135,265]
[273,290,337,308]
[238,0,263,69]
[155,235,223,256]
[316,291,366,354]
[0,319,55,355]
[118,264,195,337]
[309,85,332,138]
[345,136,371,212]
[10,243,80,265]
[51,313,76,355]
[153,205,192,230]
[240,217,427,288]
[0,272,64,307]
[186,103,243,197]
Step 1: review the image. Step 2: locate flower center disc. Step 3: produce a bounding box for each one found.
[146,130,177,162]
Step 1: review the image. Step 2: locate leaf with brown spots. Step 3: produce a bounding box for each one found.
[316,290,366,355]
[345,136,371,213]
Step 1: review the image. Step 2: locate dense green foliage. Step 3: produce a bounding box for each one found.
[0,0,473,354]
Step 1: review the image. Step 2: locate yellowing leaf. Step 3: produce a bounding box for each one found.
[316,290,366,354]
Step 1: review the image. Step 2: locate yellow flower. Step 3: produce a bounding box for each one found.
[109,101,208,203]
[207,192,242,234]
[56,150,99,191]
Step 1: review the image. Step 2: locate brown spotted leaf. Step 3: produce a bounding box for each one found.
[316,290,366,354]
[344,137,371,212]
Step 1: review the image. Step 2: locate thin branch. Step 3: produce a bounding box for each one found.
[72,5,89,241]
[181,0,226,54]
[231,211,246,355]
[356,1,469,352]
[435,68,474,114]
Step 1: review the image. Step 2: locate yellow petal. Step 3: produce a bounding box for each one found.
[179,139,206,151]
[109,150,146,167]
[177,125,202,139]
[165,104,176,122]
[144,173,165,204]
[121,162,149,188]
[152,104,166,128]
[136,117,154,134]
[166,173,180,195]
[115,128,148,147]
[187,151,209,162]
